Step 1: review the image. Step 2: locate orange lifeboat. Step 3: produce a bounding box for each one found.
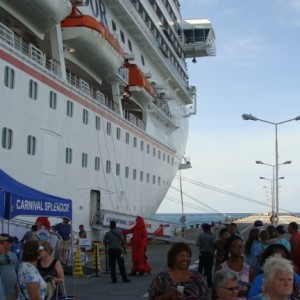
[61,6,124,80]
[124,62,155,104]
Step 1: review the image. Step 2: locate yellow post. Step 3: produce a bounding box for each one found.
[73,247,84,277]
[92,242,102,271]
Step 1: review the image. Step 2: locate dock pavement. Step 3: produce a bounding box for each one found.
[64,214,300,299]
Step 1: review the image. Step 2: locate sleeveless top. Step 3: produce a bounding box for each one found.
[221,261,250,300]
[37,258,58,280]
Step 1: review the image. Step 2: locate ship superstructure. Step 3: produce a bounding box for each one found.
[0,0,215,237]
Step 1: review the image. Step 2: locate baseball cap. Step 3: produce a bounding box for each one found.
[0,233,13,242]
[276,225,286,235]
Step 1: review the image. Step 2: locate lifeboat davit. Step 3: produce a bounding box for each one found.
[124,62,155,105]
[61,7,124,81]
[0,0,72,39]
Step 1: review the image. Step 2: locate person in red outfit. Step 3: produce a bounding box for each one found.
[122,216,151,276]
[288,222,300,275]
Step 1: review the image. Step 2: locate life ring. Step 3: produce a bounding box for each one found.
[270,215,278,223]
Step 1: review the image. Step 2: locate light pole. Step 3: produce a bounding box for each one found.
[242,114,300,224]
[256,160,291,222]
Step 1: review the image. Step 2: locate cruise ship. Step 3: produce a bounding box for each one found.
[0,0,215,239]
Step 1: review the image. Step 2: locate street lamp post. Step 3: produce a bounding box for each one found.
[256,160,291,223]
[242,114,300,224]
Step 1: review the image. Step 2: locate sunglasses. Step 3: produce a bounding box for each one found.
[220,286,239,291]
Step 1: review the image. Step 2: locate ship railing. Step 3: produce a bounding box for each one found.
[123,111,145,130]
[0,23,61,77]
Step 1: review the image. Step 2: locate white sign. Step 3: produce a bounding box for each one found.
[79,238,91,249]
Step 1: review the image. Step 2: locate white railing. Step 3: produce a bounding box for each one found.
[0,22,145,130]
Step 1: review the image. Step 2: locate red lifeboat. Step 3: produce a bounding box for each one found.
[61,7,124,80]
[124,62,155,104]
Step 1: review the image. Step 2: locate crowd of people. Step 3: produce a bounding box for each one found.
[1,216,300,300]
[0,216,82,299]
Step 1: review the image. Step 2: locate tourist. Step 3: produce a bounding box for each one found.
[269,225,291,252]
[20,225,38,244]
[17,240,47,300]
[79,224,87,252]
[288,222,300,275]
[253,220,264,232]
[266,225,275,239]
[244,228,262,275]
[248,256,294,300]
[228,223,242,239]
[54,218,72,264]
[259,230,270,254]
[37,240,65,299]
[216,234,254,300]
[248,243,300,299]
[213,269,239,300]
[103,220,130,283]
[122,216,151,276]
[148,242,207,300]
[196,223,215,288]
[0,235,6,299]
[214,227,230,271]
[0,234,18,300]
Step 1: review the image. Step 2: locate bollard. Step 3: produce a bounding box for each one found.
[73,247,84,277]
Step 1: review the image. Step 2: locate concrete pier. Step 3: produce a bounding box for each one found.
[64,214,300,299]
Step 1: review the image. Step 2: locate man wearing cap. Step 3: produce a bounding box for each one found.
[196,223,215,288]
[0,233,18,300]
[269,225,291,252]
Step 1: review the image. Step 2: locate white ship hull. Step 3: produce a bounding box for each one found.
[0,0,215,237]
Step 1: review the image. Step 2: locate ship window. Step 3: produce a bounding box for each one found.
[140,141,144,151]
[66,100,73,118]
[120,30,125,44]
[116,127,121,140]
[65,147,72,164]
[158,150,161,159]
[128,39,133,52]
[95,116,101,131]
[106,160,111,173]
[107,122,111,135]
[125,166,129,178]
[4,66,15,89]
[112,21,117,31]
[158,176,161,186]
[116,163,120,176]
[153,175,156,185]
[49,91,57,110]
[82,153,88,168]
[146,173,150,183]
[140,171,143,182]
[163,153,166,161]
[171,157,174,165]
[167,155,170,163]
[147,144,150,154]
[29,79,38,100]
[125,132,130,144]
[27,135,36,155]
[95,156,100,170]
[83,109,89,125]
[1,127,13,150]
[153,147,156,157]
[141,55,145,66]
[133,169,137,180]
[133,137,137,148]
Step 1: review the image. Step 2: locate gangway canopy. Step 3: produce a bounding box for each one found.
[0,169,72,220]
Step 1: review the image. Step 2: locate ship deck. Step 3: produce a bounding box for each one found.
[64,214,300,299]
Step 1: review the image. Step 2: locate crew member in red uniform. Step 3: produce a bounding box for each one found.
[122,216,151,276]
[288,222,300,275]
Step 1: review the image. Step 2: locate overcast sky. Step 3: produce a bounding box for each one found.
[157,0,300,214]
